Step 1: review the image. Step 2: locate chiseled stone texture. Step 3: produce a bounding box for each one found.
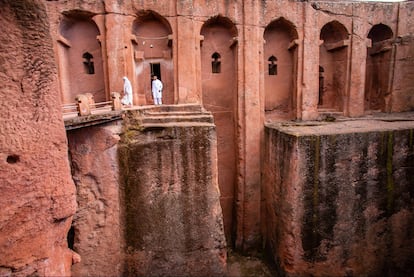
[263,119,414,277]
[119,108,227,277]
[67,124,124,277]
[0,0,76,276]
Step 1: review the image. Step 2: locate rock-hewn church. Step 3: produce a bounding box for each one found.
[1,0,413,276]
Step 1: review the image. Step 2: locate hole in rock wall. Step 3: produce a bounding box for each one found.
[67,225,75,250]
[6,155,20,164]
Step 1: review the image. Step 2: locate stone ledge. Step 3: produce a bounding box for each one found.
[266,112,414,136]
[64,110,123,130]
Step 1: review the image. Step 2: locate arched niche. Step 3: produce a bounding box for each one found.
[132,10,173,105]
[200,15,238,245]
[263,17,298,120]
[319,20,349,112]
[365,23,394,112]
[58,12,105,104]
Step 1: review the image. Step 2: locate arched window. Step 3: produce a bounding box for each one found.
[211,52,221,73]
[268,56,277,75]
[82,52,94,74]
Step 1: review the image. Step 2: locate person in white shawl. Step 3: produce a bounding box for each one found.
[121,76,133,106]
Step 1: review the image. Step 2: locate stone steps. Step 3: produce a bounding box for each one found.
[318,108,344,115]
[125,104,215,127]
[133,104,206,115]
[140,114,214,124]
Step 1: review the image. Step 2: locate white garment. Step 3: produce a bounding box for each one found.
[152,78,163,105]
[121,76,133,105]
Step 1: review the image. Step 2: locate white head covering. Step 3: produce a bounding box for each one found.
[123,77,132,96]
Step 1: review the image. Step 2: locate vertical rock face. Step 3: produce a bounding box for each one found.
[0,0,76,276]
[119,105,227,277]
[263,121,414,277]
[67,124,124,277]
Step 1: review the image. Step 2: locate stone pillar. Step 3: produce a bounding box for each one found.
[235,0,264,252]
[76,94,91,116]
[301,3,320,120]
[348,3,368,117]
[389,1,414,112]
[175,8,200,104]
[105,13,134,104]
[93,14,111,102]
[112,92,122,111]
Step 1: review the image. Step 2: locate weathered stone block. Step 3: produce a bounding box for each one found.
[263,118,414,277]
[119,106,227,277]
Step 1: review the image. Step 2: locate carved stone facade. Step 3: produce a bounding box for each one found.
[46,1,414,249]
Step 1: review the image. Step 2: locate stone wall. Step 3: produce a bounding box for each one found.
[0,0,76,275]
[263,119,414,276]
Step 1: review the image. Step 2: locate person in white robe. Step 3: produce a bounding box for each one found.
[121,76,133,106]
[151,75,163,105]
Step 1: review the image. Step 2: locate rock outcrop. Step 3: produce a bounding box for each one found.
[67,124,124,277]
[0,0,76,276]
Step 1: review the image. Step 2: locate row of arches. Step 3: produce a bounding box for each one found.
[56,11,395,245]
[56,12,394,116]
[57,11,174,106]
[264,19,394,119]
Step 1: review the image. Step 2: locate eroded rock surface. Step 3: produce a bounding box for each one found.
[0,0,76,275]
[67,124,124,277]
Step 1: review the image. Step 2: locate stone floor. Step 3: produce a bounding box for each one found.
[227,250,278,277]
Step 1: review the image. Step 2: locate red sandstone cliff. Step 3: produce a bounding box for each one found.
[0,1,76,276]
